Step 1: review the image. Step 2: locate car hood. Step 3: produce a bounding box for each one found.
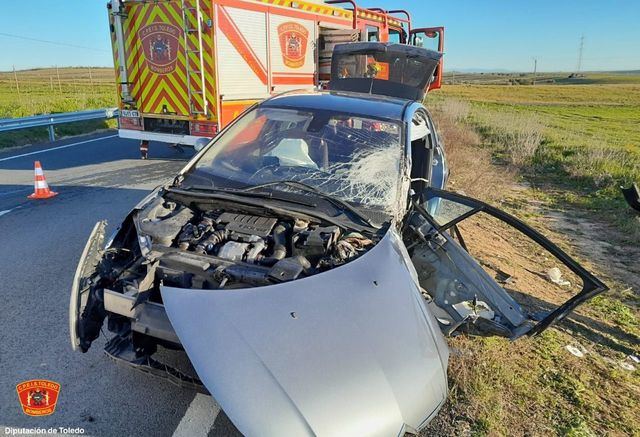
[161,229,449,436]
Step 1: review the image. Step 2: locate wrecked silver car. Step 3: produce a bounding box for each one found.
[69,44,607,436]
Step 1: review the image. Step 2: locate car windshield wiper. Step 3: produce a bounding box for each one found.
[242,181,376,227]
[180,184,317,208]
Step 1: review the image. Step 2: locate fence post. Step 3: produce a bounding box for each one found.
[48,122,55,142]
[12,65,21,99]
[88,67,95,98]
[56,65,62,93]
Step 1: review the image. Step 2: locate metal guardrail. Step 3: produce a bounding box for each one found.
[0,108,119,142]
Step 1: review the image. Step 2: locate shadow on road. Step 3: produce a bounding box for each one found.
[0,137,196,171]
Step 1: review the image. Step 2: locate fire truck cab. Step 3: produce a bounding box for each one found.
[108,0,444,156]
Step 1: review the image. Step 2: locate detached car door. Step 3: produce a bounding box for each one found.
[405,188,607,339]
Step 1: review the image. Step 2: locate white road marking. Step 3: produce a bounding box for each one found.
[0,134,118,163]
[172,393,220,437]
[0,207,18,217]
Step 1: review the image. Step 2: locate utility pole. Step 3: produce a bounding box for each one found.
[576,35,584,75]
[532,58,537,85]
[12,65,21,99]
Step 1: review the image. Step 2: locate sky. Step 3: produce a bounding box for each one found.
[0,0,638,72]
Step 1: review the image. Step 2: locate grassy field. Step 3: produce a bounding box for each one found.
[438,74,640,243]
[425,74,640,436]
[444,70,640,86]
[424,74,639,436]
[0,67,117,148]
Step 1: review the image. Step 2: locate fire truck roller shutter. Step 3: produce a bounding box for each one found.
[217,6,270,100]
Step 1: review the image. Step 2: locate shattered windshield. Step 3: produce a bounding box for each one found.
[191,106,404,215]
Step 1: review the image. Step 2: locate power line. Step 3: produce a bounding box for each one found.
[0,32,109,53]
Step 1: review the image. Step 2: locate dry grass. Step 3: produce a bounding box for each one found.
[441,83,640,244]
[568,145,640,189]
[436,98,470,123]
[422,97,640,437]
[474,110,544,166]
[430,99,512,201]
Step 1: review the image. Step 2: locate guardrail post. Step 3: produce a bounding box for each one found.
[48,122,55,142]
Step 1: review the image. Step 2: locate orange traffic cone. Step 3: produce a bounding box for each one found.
[28,161,58,199]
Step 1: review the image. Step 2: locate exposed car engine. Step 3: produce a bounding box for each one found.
[75,193,379,358]
[128,197,375,292]
[97,193,376,299]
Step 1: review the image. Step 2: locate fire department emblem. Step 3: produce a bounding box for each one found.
[277,22,309,68]
[139,22,182,75]
[16,379,61,416]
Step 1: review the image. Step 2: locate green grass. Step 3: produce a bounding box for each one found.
[442,82,640,106]
[443,70,640,86]
[0,67,118,148]
[426,87,639,436]
[440,77,640,242]
[438,326,639,436]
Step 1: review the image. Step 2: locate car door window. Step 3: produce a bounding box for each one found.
[405,188,607,339]
[409,111,431,193]
[423,111,448,190]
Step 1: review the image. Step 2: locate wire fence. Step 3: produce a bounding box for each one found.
[0,67,118,118]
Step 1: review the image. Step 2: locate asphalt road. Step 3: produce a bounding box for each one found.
[0,132,241,436]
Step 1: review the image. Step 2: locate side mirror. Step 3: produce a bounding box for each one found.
[194,138,210,152]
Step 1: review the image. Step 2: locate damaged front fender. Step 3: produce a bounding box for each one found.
[69,220,107,352]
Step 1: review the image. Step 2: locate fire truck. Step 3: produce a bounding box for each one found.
[107,0,444,157]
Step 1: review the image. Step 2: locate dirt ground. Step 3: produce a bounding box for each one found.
[420,104,640,436]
